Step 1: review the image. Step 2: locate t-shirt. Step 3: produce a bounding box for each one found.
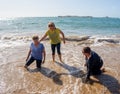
[30,43,44,60]
[46,28,61,44]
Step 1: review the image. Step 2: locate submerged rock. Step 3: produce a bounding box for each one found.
[77,39,94,45]
[65,36,90,42]
[97,39,120,44]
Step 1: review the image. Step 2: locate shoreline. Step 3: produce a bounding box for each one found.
[0,15,120,94]
[0,40,120,93]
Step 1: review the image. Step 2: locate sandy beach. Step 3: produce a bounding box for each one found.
[0,0,120,93]
[0,36,120,94]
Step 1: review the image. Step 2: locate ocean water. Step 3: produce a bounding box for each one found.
[0,17,120,35]
[0,17,120,93]
[0,17,120,48]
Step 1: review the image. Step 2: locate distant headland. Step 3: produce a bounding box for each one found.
[58,15,93,18]
[57,15,112,18]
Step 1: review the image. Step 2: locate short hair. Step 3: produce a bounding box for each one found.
[48,22,55,27]
[83,47,91,54]
[32,35,39,40]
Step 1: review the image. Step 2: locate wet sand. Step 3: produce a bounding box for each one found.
[0,40,120,94]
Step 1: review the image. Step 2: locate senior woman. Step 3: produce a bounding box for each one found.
[40,22,65,63]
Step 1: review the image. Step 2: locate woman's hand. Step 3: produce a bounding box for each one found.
[42,60,45,64]
[63,39,66,44]
[84,63,87,66]
[26,58,28,62]
[40,33,47,42]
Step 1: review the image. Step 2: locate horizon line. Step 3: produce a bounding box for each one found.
[0,15,120,19]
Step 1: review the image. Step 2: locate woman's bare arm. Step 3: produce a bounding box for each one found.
[40,33,47,42]
[42,48,46,64]
[60,31,66,44]
[26,49,31,61]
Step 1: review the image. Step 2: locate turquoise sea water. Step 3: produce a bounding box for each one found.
[0,17,120,36]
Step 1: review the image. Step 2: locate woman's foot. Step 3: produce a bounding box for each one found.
[58,55,64,63]
[52,60,55,63]
[60,59,64,63]
[52,55,55,63]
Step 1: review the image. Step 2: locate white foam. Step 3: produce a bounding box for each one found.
[0,81,6,93]
[0,40,27,48]
[89,35,120,46]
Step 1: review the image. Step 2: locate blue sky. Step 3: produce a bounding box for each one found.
[0,0,120,17]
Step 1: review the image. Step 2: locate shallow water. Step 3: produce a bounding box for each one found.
[0,41,120,94]
[0,16,120,94]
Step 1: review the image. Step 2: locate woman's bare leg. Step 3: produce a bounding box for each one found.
[58,54,63,63]
[52,55,55,63]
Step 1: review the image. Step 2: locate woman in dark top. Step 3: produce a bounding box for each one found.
[82,47,103,80]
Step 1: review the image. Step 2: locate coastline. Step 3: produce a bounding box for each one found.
[0,36,120,93]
